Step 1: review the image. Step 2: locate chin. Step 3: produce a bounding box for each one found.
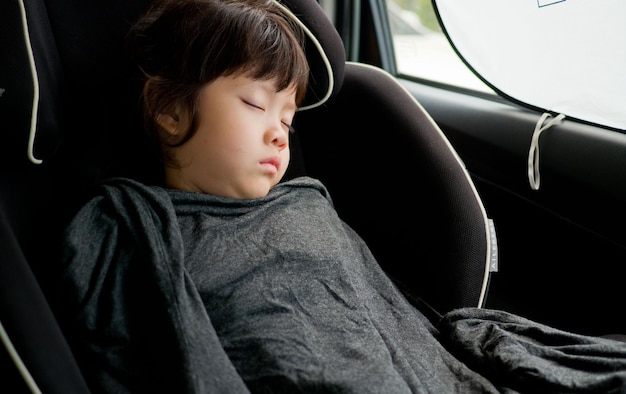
[237,178,280,199]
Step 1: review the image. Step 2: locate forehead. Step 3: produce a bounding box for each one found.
[206,74,298,102]
[198,74,297,111]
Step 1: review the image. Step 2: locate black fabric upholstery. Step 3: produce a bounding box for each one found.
[0,0,65,246]
[0,207,90,394]
[295,63,490,314]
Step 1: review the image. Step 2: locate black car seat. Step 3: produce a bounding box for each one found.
[1,1,90,393]
[0,0,494,392]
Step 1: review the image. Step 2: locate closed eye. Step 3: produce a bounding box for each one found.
[243,99,264,111]
[282,121,295,134]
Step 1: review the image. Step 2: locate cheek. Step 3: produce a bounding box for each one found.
[194,111,244,152]
[280,147,291,173]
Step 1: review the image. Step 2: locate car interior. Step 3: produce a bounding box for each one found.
[1,0,498,392]
[5,0,626,391]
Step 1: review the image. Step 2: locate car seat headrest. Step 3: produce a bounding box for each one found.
[277,0,345,110]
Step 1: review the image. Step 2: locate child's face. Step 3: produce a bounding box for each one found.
[165,73,296,199]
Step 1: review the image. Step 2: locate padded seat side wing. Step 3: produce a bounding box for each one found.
[295,62,493,315]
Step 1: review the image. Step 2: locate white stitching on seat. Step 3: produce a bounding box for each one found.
[18,0,42,165]
[0,320,42,394]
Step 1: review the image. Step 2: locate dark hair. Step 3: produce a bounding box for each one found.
[126,0,309,166]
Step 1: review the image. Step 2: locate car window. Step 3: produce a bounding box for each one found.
[390,0,626,132]
[387,0,493,94]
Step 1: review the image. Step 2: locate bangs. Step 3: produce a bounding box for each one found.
[216,2,310,105]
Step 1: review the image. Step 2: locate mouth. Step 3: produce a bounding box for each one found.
[260,156,280,173]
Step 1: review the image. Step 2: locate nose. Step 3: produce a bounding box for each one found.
[265,122,288,149]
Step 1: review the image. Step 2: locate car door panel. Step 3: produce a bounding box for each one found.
[400,80,626,336]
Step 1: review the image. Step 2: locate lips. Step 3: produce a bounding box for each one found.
[260,156,280,172]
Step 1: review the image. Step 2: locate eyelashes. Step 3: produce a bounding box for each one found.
[244,99,263,111]
[243,99,295,133]
[284,123,295,134]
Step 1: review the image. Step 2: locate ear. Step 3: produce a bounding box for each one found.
[155,99,189,135]
[156,111,180,135]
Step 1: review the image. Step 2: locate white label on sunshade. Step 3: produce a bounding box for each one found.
[537,0,566,8]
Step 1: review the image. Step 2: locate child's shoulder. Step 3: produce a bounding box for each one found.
[275,176,332,200]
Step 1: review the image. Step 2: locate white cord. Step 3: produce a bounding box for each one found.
[0,321,42,394]
[18,0,43,165]
[274,0,335,111]
[528,112,565,190]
